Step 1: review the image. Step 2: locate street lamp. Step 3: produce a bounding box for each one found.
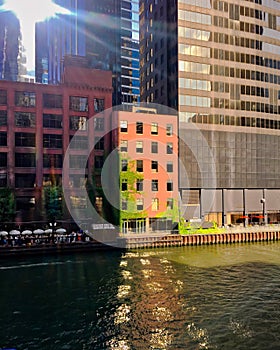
[49,222,57,231]
[49,222,57,242]
[260,198,266,225]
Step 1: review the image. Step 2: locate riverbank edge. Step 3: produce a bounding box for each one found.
[117,230,280,249]
[0,230,280,256]
[0,241,122,257]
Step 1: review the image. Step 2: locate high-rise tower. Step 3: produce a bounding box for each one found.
[35,0,140,105]
[140,0,280,226]
[0,10,23,81]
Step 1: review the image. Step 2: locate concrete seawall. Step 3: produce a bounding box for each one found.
[117,230,280,249]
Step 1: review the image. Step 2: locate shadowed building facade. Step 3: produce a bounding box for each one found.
[0,58,112,223]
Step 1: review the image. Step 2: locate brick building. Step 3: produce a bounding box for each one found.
[0,58,112,223]
[111,106,179,233]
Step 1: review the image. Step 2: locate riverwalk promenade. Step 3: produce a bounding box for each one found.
[116,225,280,249]
[0,225,280,256]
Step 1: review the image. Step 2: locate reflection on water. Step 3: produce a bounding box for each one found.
[0,242,280,349]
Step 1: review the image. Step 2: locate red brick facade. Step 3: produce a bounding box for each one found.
[0,67,112,222]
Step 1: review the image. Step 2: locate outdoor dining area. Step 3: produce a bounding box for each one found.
[0,227,91,247]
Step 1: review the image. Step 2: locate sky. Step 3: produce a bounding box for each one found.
[0,0,71,72]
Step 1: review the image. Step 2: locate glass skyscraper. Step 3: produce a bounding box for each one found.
[35,0,140,105]
[0,9,24,81]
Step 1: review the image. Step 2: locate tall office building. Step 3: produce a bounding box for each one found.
[0,9,26,81]
[35,0,86,85]
[140,0,280,226]
[35,0,140,106]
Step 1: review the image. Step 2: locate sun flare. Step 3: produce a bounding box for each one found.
[0,0,72,72]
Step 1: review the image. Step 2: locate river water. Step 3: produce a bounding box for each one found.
[1,242,280,350]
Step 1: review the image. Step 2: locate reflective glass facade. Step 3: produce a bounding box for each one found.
[35,0,140,106]
[0,9,23,81]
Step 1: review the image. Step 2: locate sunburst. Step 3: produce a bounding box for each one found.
[0,0,72,72]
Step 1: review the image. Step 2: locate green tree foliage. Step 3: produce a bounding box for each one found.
[155,200,179,223]
[44,185,62,223]
[0,188,16,223]
[120,160,147,222]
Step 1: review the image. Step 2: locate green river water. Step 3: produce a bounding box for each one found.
[0,241,280,349]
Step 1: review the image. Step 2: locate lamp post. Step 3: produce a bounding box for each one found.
[260,198,266,225]
[49,221,57,243]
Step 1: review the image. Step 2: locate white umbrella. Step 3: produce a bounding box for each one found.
[9,230,20,235]
[56,228,66,234]
[0,230,8,236]
[33,229,45,234]
[21,230,33,235]
[45,228,52,234]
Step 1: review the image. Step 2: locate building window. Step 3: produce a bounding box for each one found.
[70,196,87,208]
[121,179,128,191]
[167,162,173,172]
[68,175,87,189]
[43,94,62,108]
[70,116,87,131]
[136,160,143,172]
[43,174,62,186]
[151,122,158,135]
[15,112,36,127]
[167,143,173,154]
[136,198,144,211]
[94,137,104,150]
[0,111,7,126]
[15,174,35,188]
[136,121,143,134]
[94,98,104,112]
[152,198,159,211]
[151,179,158,191]
[122,200,128,210]
[151,141,158,153]
[0,153,7,167]
[43,114,62,128]
[167,198,173,210]
[120,120,128,132]
[43,154,63,168]
[94,117,104,131]
[15,91,36,107]
[95,156,104,169]
[43,134,62,149]
[136,141,143,153]
[15,153,36,167]
[120,140,128,152]
[0,173,7,187]
[0,132,7,146]
[69,96,88,111]
[69,155,87,169]
[166,124,173,136]
[167,181,173,191]
[15,132,35,147]
[136,179,143,191]
[0,90,7,105]
[151,160,158,172]
[121,159,128,171]
[69,136,88,149]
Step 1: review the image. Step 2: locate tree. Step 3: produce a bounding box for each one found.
[119,159,147,226]
[44,185,63,223]
[0,188,16,223]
